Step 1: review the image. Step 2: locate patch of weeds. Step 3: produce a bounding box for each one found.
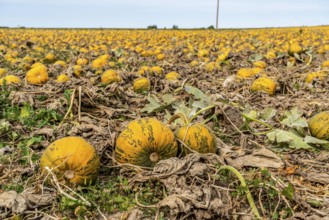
[217,166,293,219]
[57,176,165,218]
[1,183,24,193]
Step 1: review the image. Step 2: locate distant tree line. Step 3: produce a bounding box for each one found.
[147,25,216,30]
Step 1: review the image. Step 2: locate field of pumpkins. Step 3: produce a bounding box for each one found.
[0,27,329,219]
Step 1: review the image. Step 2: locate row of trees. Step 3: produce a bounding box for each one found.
[147,25,215,30]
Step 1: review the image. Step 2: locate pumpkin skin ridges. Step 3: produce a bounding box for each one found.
[40,136,100,185]
[115,118,178,167]
[176,123,216,154]
[308,111,329,140]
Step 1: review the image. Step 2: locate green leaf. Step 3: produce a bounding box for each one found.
[20,105,31,120]
[141,96,162,113]
[281,183,294,201]
[294,53,303,61]
[261,108,277,121]
[281,108,308,129]
[162,93,175,105]
[173,101,192,118]
[242,109,258,122]
[141,94,175,113]
[267,129,313,150]
[248,53,263,62]
[184,85,205,99]
[304,136,329,145]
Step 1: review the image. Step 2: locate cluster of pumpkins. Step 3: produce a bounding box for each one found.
[40,116,216,185]
[40,111,329,186]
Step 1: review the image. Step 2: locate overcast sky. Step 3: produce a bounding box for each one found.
[0,0,328,28]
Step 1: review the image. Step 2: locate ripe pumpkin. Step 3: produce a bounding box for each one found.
[40,136,100,185]
[288,42,302,56]
[0,68,7,77]
[253,61,267,69]
[133,77,150,92]
[305,72,327,83]
[56,74,70,83]
[176,123,216,154]
[0,75,21,85]
[308,111,329,140]
[237,68,257,79]
[165,71,181,81]
[150,66,163,75]
[26,66,49,85]
[115,118,178,167]
[251,77,276,95]
[101,70,121,84]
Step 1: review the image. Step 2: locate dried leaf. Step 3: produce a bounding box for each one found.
[0,191,27,213]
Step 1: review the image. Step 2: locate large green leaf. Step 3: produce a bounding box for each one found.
[267,129,313,150]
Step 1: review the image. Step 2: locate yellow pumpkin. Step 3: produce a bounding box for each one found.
[76,58,88,66]
[321,60,329,68]
[40,136,100,185]
[101,70,121,84]
[0,75,21,85]
[288,42,302,56]
[54,60,67,68]
[253,61,267,69]
[237,68,256,79]
[308,111,329,140]
[251,77,276,95]
[45,53,55,62]
[133,77,150,92]
[150,66,163,75]
[0,68,7,77]
[176,123,216,154]
[56,74,70,83]
[165,71,181,81]
[26,66,49,85]
[115,118,178,167]
[305,72,327,83]
[73,65,83,77]
[138,66,149,75]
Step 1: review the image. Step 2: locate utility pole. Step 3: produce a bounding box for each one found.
[216,0,219,29]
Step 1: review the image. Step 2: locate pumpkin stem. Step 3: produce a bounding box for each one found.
[188,105,215,124]
[168,113,189,126]
[150,152,159,163]
[64,170,75,180]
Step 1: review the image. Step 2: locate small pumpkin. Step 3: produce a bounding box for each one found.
[251,77,276,95]
[150,66,163,75]
[40,136,100,185]
[288,42,302,56]
[138,66,149,75]
[133,77,150,93]
[308,111,329,140]
[101,70,121,85]
[0,75,21,85]
[76,58,88,66]
[253,61,267,69]
[176,123,216,154]
[54,60,67,68]
[322,60,329,68]
[115,118,178,167]
[165,71,181,81]
[237,68,256,79]
[56,74,70,83]
[73,65,83,77]
[45,53,55,62]
[305,72,327,83]
[0,68,7,77]
[26,66,49,85]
